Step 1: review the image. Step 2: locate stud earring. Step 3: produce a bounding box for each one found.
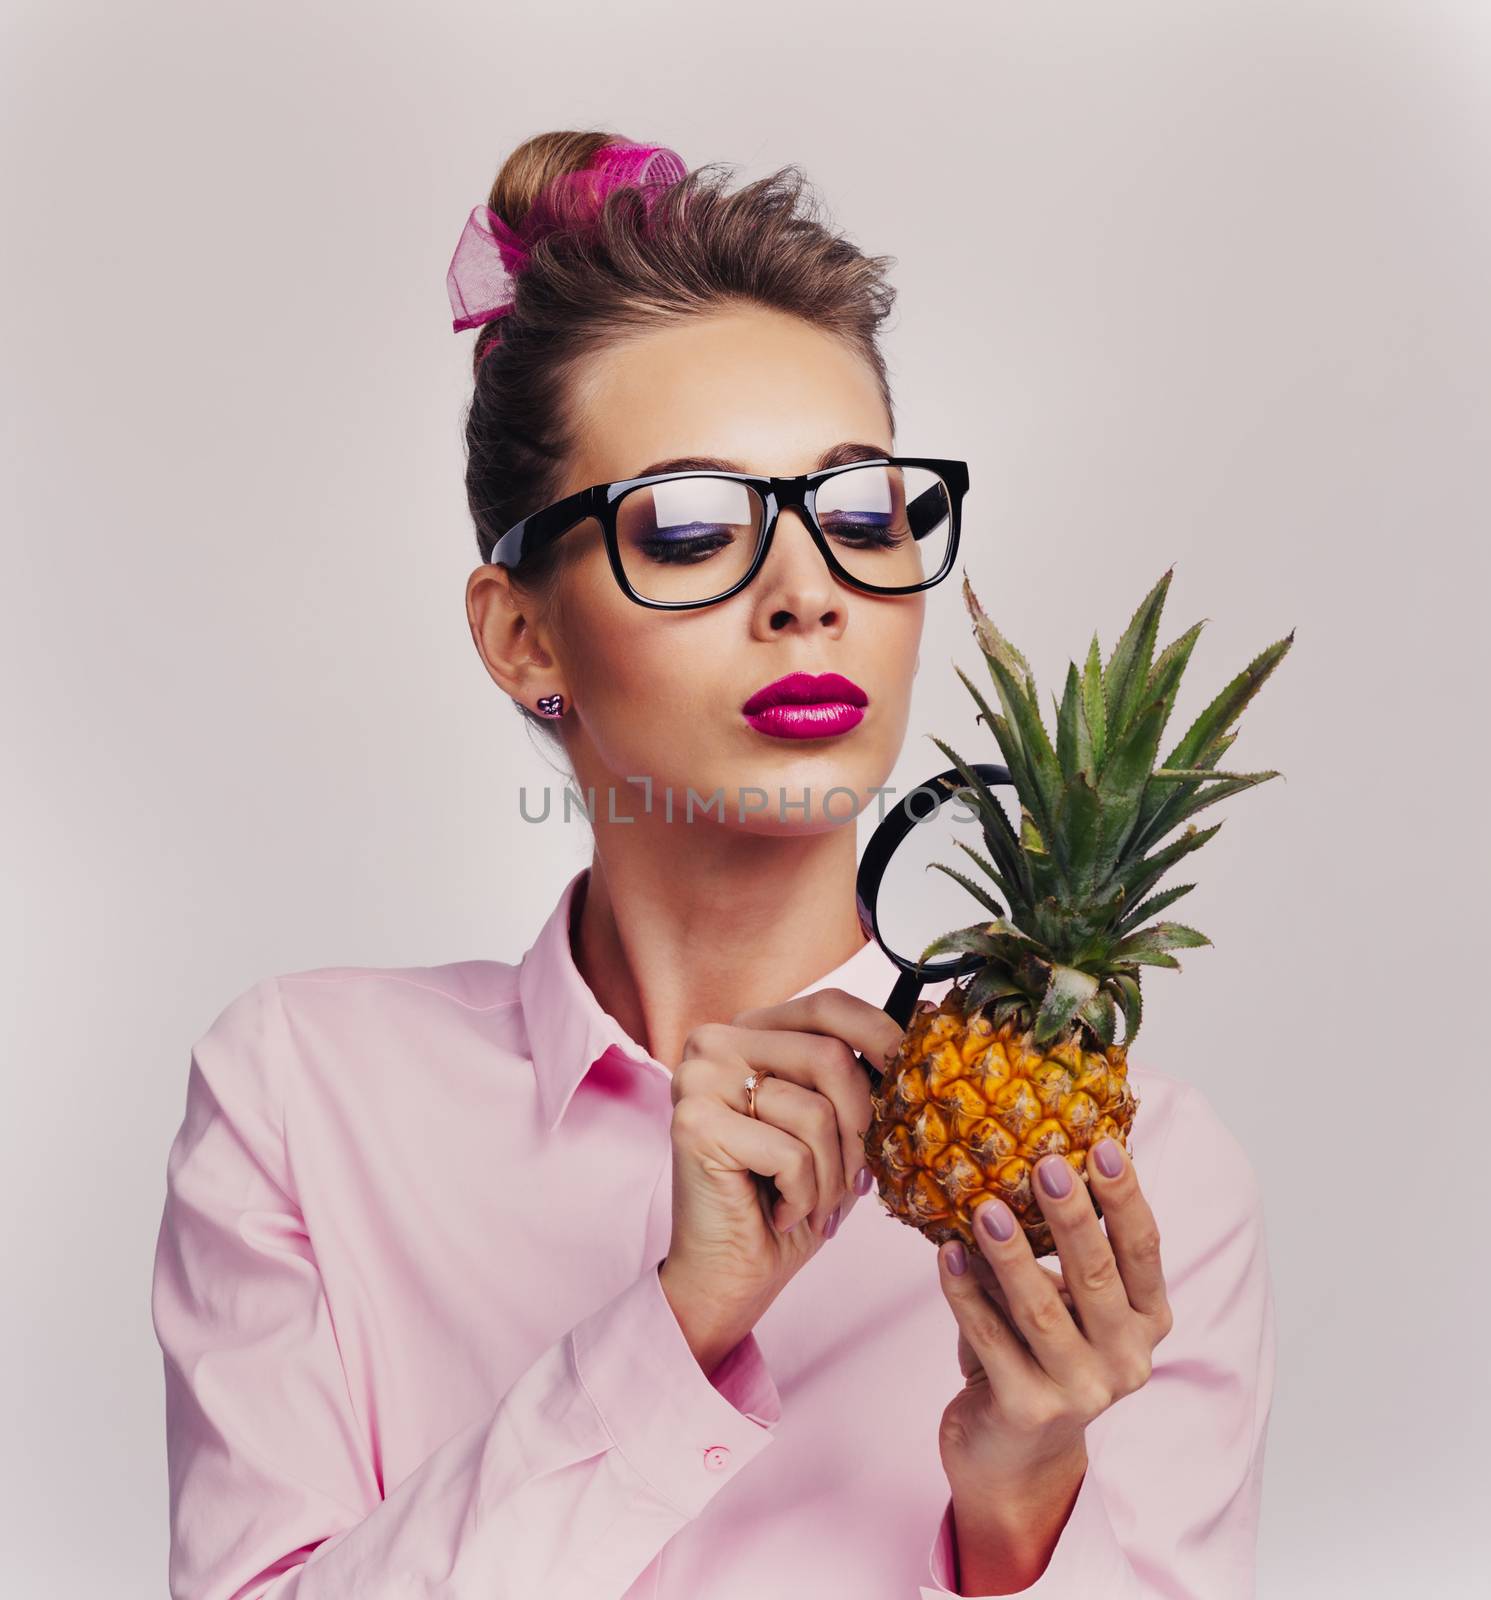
[536,693,565,718]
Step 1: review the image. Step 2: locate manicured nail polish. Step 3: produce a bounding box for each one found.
[853,1165,874,1196]
[945,1241,968,1276]
[1093,1137,1123,1179]
[822,1206,842,1239]
[978,1200,1015,1242]
[1038,1156,1073,1199]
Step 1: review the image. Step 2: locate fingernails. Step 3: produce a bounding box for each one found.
[1093,1138,1123,1179]
[944,1241,968,1276]
[853,1165,874,1196]
[977,1200,1015,1242]
[822,1205,842,1239]
[1038,1156,1073,1199]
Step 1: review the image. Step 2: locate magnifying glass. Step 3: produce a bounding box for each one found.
[852,761,1015,1088]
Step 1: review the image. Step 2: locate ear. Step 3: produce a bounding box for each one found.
[466,561,567,705]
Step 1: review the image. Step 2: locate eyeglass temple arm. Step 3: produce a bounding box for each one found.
[491,485,599,567]
[908,482,948,541]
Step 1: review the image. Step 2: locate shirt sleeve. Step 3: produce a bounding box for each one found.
[151,977,783,1600]
[917,1082,1277,1599]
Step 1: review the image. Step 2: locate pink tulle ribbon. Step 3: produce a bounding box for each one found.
[447,139,687,334]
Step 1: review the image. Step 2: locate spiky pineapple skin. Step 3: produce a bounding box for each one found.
[862,984,1139,1259]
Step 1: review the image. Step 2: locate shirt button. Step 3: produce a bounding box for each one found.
[702,1444,731,1471]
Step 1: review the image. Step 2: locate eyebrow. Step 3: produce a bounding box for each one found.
[630,440,892,479]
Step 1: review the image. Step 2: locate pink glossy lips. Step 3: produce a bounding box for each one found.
[741,671,869,740]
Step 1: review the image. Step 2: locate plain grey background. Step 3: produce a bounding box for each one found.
[4,1,1487,1594]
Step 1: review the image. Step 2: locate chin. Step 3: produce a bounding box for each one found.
[729,805,855,839]
[627,724,899,837]
[732,747,894,837]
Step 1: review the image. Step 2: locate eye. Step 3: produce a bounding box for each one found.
[822,513,911,549]
[636,527,736,565]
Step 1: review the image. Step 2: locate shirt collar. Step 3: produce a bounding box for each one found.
[518,865,907,1132]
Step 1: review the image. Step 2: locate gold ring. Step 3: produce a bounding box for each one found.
[743,1068,774,1119]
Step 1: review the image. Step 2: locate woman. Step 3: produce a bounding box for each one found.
[151,132,1275,1598]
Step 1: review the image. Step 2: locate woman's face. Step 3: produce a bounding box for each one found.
[475,306,926,835]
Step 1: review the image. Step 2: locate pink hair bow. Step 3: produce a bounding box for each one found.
[447,139,687,334]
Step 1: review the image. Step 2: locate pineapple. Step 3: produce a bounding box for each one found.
[862,567,1292,1259]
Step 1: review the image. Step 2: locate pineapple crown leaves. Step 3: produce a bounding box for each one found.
[934,567,1294,1050]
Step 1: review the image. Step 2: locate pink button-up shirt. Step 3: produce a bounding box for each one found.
[151,865,1276,1598]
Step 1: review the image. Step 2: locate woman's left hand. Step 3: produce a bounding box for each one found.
[934,1137,1174,1497]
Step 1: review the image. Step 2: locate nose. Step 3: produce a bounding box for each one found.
[751,508,845,634]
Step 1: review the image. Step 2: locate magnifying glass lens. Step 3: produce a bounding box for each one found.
[870,779,1017,975]
[852,762,1017,1084]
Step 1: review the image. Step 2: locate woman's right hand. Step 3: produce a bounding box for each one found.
[657,986,907,1375]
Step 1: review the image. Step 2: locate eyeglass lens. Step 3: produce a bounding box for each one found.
[613,464,954,604]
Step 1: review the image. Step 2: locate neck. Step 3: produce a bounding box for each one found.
[569,805,869,1069]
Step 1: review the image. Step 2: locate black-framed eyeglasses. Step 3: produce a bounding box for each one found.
[486,456,970,610]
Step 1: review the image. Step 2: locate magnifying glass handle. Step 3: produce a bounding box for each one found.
[854,969,926,1089]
